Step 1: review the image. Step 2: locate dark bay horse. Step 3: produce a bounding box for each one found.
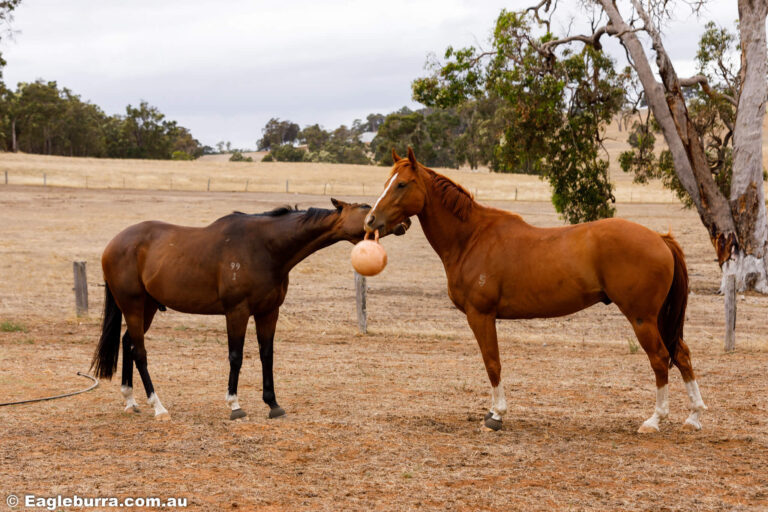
[365,148,706,433]
[91,199,409,421]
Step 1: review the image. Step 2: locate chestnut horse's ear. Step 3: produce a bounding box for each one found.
[391,147,401,163]
[407,146,417,167]
[331,197,348,210]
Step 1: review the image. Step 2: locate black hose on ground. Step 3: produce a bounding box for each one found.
[0,372,98,407]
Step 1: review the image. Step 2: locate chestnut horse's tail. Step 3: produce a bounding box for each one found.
[90,283,123,380]
[658,234,688,367]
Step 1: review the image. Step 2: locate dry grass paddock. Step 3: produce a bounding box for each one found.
[1,170,767,510]
[0,149,684,203]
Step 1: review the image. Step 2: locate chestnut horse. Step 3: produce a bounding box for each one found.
[365,148,706,433]
[91,199,409,421]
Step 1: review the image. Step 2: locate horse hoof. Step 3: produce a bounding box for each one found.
[155,412,171,422]
[484,411,493,422]
[268,406,286,419]
[484,415,502,431]
[123,405,140,414]
[637,423,659,434]
[682,419,701,431]
[230,408,247,420]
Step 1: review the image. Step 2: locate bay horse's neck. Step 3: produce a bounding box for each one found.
[416,170,483,267]
[268,212,341,274]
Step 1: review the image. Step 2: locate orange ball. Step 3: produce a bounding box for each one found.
[351,239,387,276]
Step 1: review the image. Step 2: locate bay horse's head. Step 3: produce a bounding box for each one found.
[331,197,410,243]
[365,147,426,234]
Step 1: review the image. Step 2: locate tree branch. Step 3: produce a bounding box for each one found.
[680,74,738,106]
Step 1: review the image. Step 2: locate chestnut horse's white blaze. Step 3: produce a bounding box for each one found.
[372,173,398,211]
[366,147,706,433]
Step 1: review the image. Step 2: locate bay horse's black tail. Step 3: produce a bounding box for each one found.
[90,283,123,380]
[658,234,688,368]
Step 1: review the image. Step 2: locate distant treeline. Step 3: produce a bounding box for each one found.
[257,100,517,172]
[0,79,206,160]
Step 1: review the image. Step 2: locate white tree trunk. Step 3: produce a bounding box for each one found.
[726,0,768,292]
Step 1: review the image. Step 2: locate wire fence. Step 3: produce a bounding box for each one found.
[0,167,692,204]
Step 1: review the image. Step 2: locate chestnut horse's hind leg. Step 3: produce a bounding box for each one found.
[225,305,250,420]
[466,308,506,431]
[632,319,671,433]
[256,308,285,419]
[672,339,707,430]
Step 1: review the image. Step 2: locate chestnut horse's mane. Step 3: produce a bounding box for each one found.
[422,167,475,221]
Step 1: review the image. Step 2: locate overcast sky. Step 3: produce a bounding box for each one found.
[1,0,739,149]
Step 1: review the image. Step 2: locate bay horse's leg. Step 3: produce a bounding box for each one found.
[125,307,169,420]
[632,319,670,433]
[466,308,506,431]
[224,305,250,420]
[256,308,285,419]
[672,339,707,431]
[121,302,158,414]
[121,333,139,413]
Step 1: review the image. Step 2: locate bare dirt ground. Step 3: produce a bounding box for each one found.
[1,184,767,511]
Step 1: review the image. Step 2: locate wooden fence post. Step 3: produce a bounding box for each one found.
[286,180,290,193]
[724,274,736,352]
[207,178,211,192]
[4,170,7,184]
[73,261,88,317]
[355,271,367,334]
[245,179,249,192]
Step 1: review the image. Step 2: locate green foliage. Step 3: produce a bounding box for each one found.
[370,107,461,168]
[299,123,330,152]
[306,125,370,164]
[268,144,305,162]
[620,23,738,208]
[171,150,192,160]
[257,118,300,150]
[620,120,690,206]
[228,151,253,162]
[0,320,27,333]
[0,79,202,159]
[293,123,370,164]
[413,9,624,222]
[261,153,274,162]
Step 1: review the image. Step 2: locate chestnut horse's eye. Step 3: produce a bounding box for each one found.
[397,182,407,189]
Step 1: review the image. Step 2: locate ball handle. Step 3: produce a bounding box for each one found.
[365,229,380,243]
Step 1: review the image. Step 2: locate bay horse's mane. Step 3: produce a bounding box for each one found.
[230,205,336,224]
[419,165,476,222]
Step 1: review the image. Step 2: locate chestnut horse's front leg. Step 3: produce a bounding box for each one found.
[466,307,506,431]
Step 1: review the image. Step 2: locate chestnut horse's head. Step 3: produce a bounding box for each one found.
[365,147,426,234]
[331,197,410,243]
